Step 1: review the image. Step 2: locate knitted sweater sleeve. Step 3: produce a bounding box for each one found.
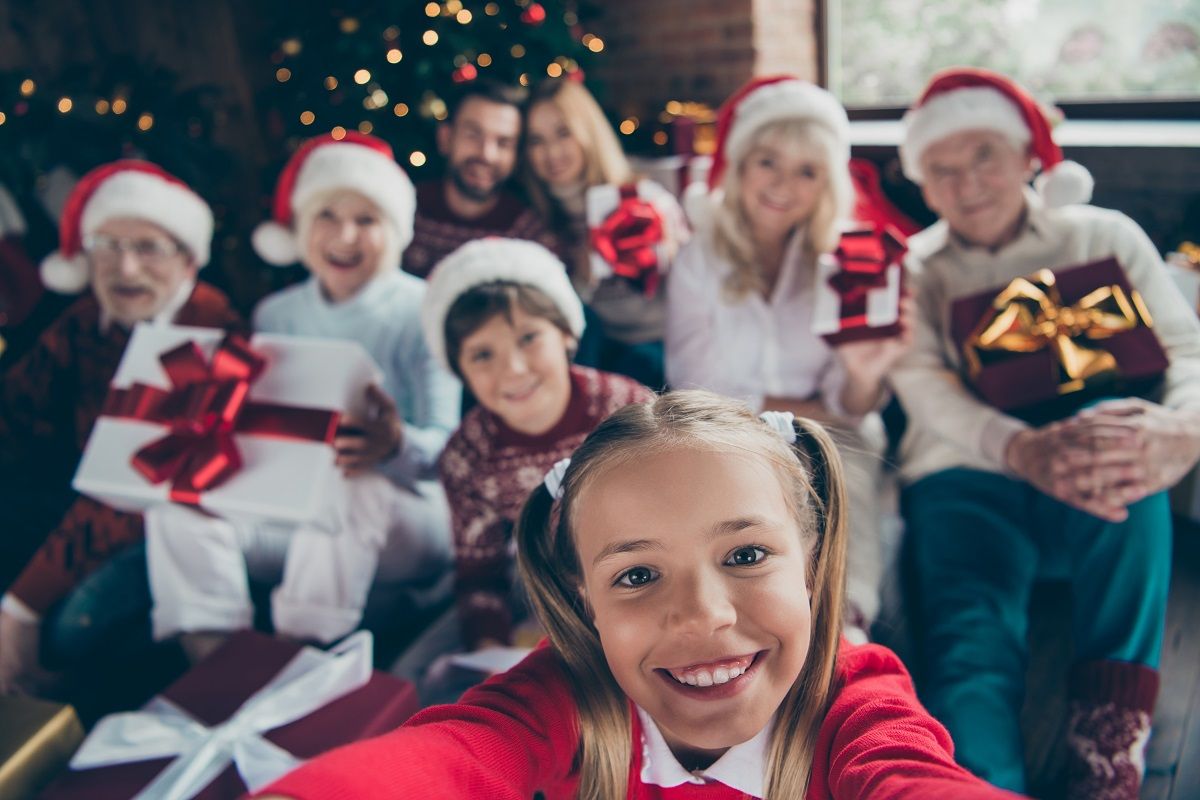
[814,645,1026,799]
[0,315,74,462]
[256,646,581,800]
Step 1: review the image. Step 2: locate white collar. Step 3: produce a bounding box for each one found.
[99,277,197,334]
[636,706,770,798]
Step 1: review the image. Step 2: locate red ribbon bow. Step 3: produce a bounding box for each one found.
[827,225,906,326]
[589,184,665,297]
[103,334,340,505]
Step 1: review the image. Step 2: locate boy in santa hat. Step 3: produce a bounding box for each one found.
[0,160,242,695]
[145,132,459,658]
[892,67,1200,799]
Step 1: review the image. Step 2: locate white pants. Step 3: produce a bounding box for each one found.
[146,473,451,645]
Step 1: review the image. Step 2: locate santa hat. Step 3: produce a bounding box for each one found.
[684,75,850,223]
[899,67,1093,207]
[420,238,585,371]
[41,160,213,294]
[252,131,416,266]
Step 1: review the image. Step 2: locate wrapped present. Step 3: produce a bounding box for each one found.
[812,225,906,345]
[949,257,1169,420]
[42,630,417,799]
[72,323,381,523]
[587,180,671,297]
[0,697,84,800]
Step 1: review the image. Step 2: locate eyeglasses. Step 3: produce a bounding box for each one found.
[82,233,184,266]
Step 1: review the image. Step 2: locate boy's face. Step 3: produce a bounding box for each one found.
[919,129,1034,250]
[456,305,575,436]
[437,97,522,203]
[88,217,197,328]
[738,133,826,246]
[574,446,812,766]
[303,191,390,303]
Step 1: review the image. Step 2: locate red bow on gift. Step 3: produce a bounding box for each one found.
[590,184,665,297]
[103,334,340,505]
[827,225,907,325]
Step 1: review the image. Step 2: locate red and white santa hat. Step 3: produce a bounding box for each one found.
[899,67,1093,207]
[420,238,585,371]
[685,75,849,222]
[252,131,416,266]
[41,160,213,294]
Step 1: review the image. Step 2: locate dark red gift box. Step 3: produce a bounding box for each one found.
[41,631,417,799]
[949,256,1168,423]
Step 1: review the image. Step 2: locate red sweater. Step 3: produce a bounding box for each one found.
[439,365,653,646]
[260,642,1023,800]
[4,283,243,612]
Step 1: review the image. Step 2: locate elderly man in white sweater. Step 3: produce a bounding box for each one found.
[891,68,1200,800]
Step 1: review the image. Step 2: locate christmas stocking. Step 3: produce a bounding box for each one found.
[1064,660,1159,800]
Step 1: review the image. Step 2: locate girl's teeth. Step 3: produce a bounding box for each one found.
[671,664,747,687]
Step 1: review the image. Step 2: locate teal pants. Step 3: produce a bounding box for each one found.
[902,467,1172,793]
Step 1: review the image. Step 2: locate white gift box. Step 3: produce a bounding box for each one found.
[585,179,676,286]
[811,253,903,343]
[73,323,382,524]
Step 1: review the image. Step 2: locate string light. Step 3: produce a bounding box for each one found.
[393,102,410,117]
[340,17,360,33]
[518,73,529,86]
[112,98,128,114]
[454,54,468,67]
[384,26,400,40]
[358,120,374,134]
[477,53,493,67]
[95,99,110,114]
[354,69,371,84]
[387,48,403,63]
[425,2,439,16]
[282,38,302,56]
[456,9,472,23]
[371,89,388,106]
[511,44,526,57]
[446,0,463,12]
[137,112,155,131]
[19,79,35,96]
[57,97,73,113]
[564,11,578,24]
[665,100,683,115]
[325,76,339,90]
[546,63,562,77]
[276,67,292,82]
[423,30,439,45]
[0,112,6,125]
[430,98,448,119]
[619,117,638,135]
[484,2,499,14]
[653,131,668,145]
[410,151,427,167]
[588,36,605,53]
[300,110,316,125]
[331,126,347,140]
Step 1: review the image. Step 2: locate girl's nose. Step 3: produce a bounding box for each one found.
[665,571,737,635]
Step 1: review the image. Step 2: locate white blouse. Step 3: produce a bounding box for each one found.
[665,231,847,416]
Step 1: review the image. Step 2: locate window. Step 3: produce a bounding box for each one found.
[826,0,1200,111]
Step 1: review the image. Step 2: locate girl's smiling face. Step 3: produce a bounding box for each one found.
[574,446,812,766]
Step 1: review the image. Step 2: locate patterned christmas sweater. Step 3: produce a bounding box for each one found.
[260,642,1025,800]
[2,283,243,613]
[400,180,561,279]
[438,365,653,647]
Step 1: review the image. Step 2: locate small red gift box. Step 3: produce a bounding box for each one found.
[586,180,673,297]
[812,225,906,345]
[41,631,416,799]
[949,256,1168,421]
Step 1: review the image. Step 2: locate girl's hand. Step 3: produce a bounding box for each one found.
[0,610,56,696]
[334,384,404,476]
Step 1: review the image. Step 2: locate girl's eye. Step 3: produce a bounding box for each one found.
[726,546,768,567]
[616,566,658,588]
[519,330,540,346]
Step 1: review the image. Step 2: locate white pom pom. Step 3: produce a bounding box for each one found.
[40,251,90,294]
[1035,159,1094,208]
[683,182,717,231]
[251,221,301,266]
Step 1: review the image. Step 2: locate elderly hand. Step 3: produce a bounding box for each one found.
[1005,421,1131,522]
[334,384,404,476]
[0,610,56,696]
[1052,398,1200,510]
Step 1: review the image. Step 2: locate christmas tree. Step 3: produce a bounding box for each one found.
[254,0,603,177]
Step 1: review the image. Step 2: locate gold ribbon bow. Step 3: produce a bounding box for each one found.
[964,268,1153,395]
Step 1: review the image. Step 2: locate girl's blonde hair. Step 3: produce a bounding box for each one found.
[711,118,854,299]
[516,390,847,800]
[520,78,634,223]
[294,188,402,273]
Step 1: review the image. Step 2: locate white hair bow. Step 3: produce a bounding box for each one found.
[543,457,571,501]
[759,411,797,443]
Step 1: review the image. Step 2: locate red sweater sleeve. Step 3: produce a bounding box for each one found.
[811,644,1027,800]
[257,646,582,800]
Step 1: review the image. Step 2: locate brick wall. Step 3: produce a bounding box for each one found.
[592,0,819,119]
